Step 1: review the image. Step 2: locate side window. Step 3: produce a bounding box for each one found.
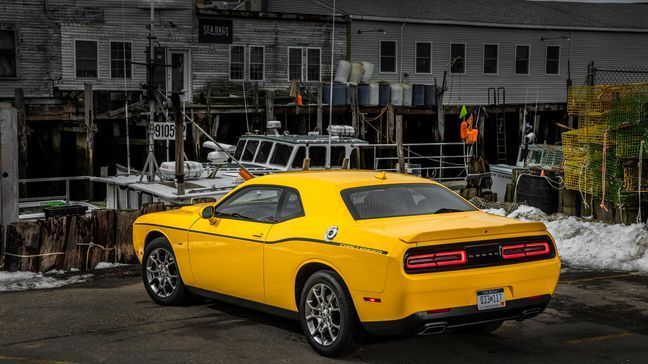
[215,187,281,222]
[233,140,245,160]
[276,189,305,221]
[241,140,259,161]
[270,143,292,166]
[331,146,346,167]
[291,146,306,168]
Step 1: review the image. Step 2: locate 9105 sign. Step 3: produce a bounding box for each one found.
[153,122,187,141]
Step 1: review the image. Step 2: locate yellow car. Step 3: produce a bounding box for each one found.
[133,171,560,357]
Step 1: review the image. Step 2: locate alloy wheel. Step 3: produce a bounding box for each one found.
[305,283,341,346]
[145,247,178,298]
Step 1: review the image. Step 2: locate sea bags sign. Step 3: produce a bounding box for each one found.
[199,19,233,44]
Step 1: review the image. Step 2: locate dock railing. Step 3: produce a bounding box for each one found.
[18,176,92,204]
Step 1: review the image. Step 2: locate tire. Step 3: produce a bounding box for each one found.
[460,320,504,334]
[142,237,192,306]
[299,270,358,358]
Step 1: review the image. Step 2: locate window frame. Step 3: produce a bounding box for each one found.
[306,47,322,82]
[482,43,499,75]
[214,185,305,223]
[414,41,432,74]
[229,44,246,81]
[287,46,303,82]
[449,42,467,75]
[109,40,133,79]
[545,45,561,76]
[74,39,99,79]
[514,44,531,76]
[379,40,397,74]
[0,27,18,79]
[249,45,265,81]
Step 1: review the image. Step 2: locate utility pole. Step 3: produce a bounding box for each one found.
[171,93,185,196]
[140,0,159,182]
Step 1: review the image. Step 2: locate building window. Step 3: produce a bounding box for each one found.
[380,41,396,73]
[230,45,245,80]
[483,44,498,74]
[75,40,98,78]
[450,43,465,74]
[415,42,431,74]
[0,29,17,78]
[307,48,321,82]
[288,47,302,81]
[249,46,264,81]
[515,45,530,75]
[110,41,132,79]
[546,46,560,75]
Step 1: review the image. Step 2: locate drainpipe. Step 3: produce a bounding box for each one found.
[399,22,406,83]
[346,16,352,61]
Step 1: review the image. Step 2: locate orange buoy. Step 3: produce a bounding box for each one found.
[296,94,303,107]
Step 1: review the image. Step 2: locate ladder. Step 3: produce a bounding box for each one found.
[488,87,507,164]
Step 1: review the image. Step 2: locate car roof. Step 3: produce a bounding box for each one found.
[246,170,437,190]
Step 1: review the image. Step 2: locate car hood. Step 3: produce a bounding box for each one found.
[357,211,547,244]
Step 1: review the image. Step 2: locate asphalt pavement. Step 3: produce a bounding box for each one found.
[1,266,647,363]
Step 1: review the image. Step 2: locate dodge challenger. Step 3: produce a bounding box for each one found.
[132,171,561,357]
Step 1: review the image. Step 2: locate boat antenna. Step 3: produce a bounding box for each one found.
[121,0,131,174]
[326,0,336,169]
[139,0,159,182]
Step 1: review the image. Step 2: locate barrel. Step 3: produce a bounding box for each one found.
[402,83,413,107]
[334,60,351,83]
[390,84,403,106]
[378,83,391,105]
[425,85,436,106]
[368,82,379,106]
[323,83,348,106]
[515,174,558,214]
[348,63,363,85]
[360,61,375,83]
[358,84,371,106]
[412,84,425,106]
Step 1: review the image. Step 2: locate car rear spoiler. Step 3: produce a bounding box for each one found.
[398,222,548,244]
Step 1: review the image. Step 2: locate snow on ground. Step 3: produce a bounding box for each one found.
[94,262,127,270]
[484,205,648,272]
[0,271,92,292]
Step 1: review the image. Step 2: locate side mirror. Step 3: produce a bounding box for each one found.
[201,206,215,219]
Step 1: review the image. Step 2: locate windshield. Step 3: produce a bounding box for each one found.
[341,183,475,220]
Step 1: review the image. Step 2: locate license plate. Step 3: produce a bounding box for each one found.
[477,288,506,310]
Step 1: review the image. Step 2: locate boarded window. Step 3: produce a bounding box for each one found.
[415,43,431,74]
[0,29,17,78]
[450,43,465,74]
[483,44,498,74]
[249,46,264,81]
[75,40,98,78]
[515,45,530,75]
[380,41,396,73]
[230,45,245,80]
[111,42,132,79]
[307,48,321,81]
[546,46,560,75]
[288,47,302,81]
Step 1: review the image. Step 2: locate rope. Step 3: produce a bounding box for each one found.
[3,252,65,258]
[600,129,609,212]
[78,242,116,270]
[638,140,644,224]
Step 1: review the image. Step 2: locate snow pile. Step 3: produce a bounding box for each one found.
[94,262,127,270]
[0,271,92,292]
[482,208,506,216]
[488,205,648,272]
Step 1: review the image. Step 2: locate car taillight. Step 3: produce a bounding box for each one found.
[406,250,467,269]
[501,242,550,259]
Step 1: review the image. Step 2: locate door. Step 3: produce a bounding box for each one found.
[166,49,190,101]
[187,186,281,303]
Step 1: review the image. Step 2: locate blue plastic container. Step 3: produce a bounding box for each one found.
[412,84,426,106]
[323,83,348,106]
[378,83,391,105]
[358,84,371,106]
[425,85,436,106]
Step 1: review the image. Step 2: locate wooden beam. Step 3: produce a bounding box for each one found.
[350,85,358,137]
[14,89,28,192]
[83,82,94,197]
[396,114,405,173]
[317,83,323,133]
[387,105,395,143]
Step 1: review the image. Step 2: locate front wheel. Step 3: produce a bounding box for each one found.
[299,271,358,357]
[142,237,192,306]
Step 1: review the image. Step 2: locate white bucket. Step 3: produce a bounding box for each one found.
[368,82,379,106]
[348,62,364,85]
[402,83,413,107]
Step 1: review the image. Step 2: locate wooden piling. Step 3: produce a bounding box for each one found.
[115,209,140,264]
[63,215,93,271]
[396,114,405,173]
[350,85,358,137]
[38,216,68,272]
[5,221,41,272]
[91,209,116,267]
[14,88,28,197]
[265,89,275,122]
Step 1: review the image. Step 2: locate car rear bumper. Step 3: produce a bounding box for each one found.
[362,294,551,335]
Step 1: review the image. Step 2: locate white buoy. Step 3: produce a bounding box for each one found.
[348,62,364,85]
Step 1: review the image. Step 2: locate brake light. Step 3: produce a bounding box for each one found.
[406,250,467,269]
[502,242,550,259]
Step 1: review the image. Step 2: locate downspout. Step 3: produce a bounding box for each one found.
[399,22,406,83]
[346,16,352,61]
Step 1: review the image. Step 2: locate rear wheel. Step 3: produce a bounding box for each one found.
[142,237,192,306]
[299,271,358,357]
[461,320,504,334]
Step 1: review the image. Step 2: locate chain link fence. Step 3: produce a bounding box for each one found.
[588,62,648,86]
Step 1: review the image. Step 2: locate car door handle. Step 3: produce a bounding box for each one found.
[252,232,264,238]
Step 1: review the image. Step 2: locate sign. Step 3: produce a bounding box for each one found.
[153,122,187,141]
[199,19,233,44]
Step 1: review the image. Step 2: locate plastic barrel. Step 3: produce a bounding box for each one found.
[323,83,349,106]
[402,83,413,107]
[334,60,351,83]
[358,84,371,106]
[360,61,375,83]
[425,85,436,106]
[390,83,403,106]
[368,82,379,106]
[412,84,426,106]
[515,174,559,214]
[379,83,391,105]
[348,63,363,85]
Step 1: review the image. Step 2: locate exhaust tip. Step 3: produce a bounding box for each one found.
[518,309,542,321]
[418,323,447,335]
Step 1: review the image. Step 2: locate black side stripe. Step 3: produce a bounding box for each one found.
[135,222,389,255]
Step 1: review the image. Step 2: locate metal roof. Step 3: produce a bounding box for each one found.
[241,134,368,145]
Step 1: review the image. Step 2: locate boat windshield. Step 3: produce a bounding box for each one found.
[341,183,475,220]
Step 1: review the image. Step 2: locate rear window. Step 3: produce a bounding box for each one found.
[341,183,475,220]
